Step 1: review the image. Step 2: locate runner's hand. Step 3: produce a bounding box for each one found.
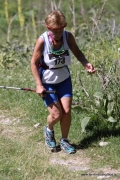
[85,63,96,73]
[36,85,46,97]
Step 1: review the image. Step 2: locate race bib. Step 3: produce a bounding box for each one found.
[44,50,71,68]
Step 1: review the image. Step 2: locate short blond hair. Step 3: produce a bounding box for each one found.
[45,10,67,30]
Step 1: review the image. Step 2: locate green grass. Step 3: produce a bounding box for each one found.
[0,64,120,180]
[0,0,120,179]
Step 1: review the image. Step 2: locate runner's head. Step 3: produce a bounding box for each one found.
[45,10,67,30]
[45,10,67,40]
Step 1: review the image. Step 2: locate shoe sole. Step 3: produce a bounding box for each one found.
[60,146,76,154]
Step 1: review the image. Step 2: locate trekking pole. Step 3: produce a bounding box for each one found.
[0,86,56,94]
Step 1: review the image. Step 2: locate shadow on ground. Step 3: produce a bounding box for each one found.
[73,128,120,150]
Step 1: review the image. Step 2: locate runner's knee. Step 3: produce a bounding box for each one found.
[62,107,71,116]
[51,110,62,122]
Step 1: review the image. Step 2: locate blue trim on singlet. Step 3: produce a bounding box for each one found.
[38,65,70,83]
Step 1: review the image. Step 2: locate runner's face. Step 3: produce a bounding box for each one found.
[50,29,64,40]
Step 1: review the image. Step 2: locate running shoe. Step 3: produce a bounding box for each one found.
[44,126,56,148]
[60,139,76,154]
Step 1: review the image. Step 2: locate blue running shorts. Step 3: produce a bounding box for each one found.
[42,76,73,106]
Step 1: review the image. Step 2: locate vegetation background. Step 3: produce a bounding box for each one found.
[0,0,120,180]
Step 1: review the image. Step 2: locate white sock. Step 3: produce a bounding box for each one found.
[61,138,68,141]
[47,127,53,132]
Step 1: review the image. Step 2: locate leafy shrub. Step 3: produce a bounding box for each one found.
[72,61,120,132]
[0,41,32,68]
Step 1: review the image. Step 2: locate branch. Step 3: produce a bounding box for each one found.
[78,77,90,98]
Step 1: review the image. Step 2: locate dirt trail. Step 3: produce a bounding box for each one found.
[0,112,120,180]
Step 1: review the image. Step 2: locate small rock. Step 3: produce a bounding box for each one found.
[97,175,111,179]
[99,142,109,146]
[34,123,40,128]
